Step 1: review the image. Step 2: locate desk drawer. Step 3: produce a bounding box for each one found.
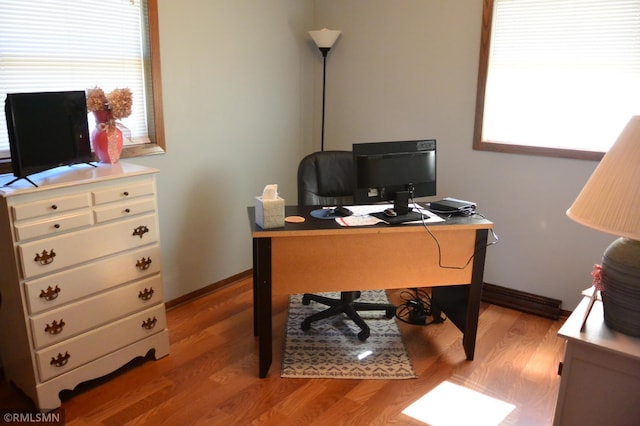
[24,245,161,315]
[30,275,163,349]
[14,211,92,242]
[19,214,158,279]
[35,304,166,382]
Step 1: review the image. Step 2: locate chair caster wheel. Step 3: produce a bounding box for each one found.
[301,320,311,331]
[385,307,396,318]
[302,295,311,305]
[357,329,370,341]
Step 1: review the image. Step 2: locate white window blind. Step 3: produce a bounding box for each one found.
[482,0,640,153]
[0,0,151,159]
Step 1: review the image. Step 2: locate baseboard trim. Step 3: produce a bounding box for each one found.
[164,272,566,320]
[165,269,252,310]
[481,283,564,320]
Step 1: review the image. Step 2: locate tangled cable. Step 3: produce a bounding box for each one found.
[396,288,446,326]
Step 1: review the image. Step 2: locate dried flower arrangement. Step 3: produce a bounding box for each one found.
[86,87,133,121]
[86,87,133,163]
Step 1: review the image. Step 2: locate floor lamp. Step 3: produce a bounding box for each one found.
[309,28,341,152]
[567,115,640,336]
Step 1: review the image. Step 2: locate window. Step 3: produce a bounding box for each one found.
[0,0,164,174]
[474,0,640,161]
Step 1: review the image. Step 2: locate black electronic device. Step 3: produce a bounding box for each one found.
[353,139,436,223]
[429,197,476,216]
[383,208,397,217]
[333,206,353,217]
[4,90,93,186]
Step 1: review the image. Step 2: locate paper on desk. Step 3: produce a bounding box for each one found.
[336,215,386,226]
[335,204,445,227]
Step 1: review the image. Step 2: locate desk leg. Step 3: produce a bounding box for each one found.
[254,237,273,378]
[462,228,489,360]
[431,228,488,361]
[253,238,258,336]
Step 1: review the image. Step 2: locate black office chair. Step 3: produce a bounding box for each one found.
[297,151,396,341]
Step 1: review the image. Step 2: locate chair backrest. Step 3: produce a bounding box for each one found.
[297,151,354,206]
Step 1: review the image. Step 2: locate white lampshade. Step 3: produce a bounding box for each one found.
[308,28,341,49]
[567,115,640,241]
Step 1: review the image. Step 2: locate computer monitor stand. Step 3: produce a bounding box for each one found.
[370,190,424,224]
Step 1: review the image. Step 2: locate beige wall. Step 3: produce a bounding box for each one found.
[314,0,614,309]
[133,0,612,310]
[131,0,314,300]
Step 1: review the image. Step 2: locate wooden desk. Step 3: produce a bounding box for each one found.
[248,205,493,378]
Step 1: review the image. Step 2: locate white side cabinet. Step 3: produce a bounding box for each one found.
[0,163,170,410]
[553,295,640,425]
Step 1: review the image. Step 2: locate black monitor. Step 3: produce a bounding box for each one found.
[4,90,93,186]
[353,139,436,221]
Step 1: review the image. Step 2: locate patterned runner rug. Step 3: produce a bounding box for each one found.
[281,290,417,379]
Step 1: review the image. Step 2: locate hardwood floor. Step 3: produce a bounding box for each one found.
[0,277,565,425]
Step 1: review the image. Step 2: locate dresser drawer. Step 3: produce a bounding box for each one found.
[19,214,159,279]
[93,196,156,223]
[92,181,155,206]
[24,245,161,315]
[30,275,164,349]
[14,211,92,242]
[35,304,166,382]
[11,193,89,221]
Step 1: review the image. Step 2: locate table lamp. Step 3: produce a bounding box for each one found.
[566,115,640,336]
[309,28,341,152]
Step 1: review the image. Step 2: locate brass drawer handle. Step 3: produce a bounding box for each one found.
[40,285,61,301]
[138,287,155,301]
[34,249,56,265]
[50,352,70,367]
[132,225,149,238]
[136,257,152,270]
[141,317,157,330]
[45,319,66,335]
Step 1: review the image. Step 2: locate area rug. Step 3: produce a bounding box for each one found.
[281,290,417,379]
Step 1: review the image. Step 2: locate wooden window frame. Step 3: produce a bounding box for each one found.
[0,0,165,175]
[473,0,604,162]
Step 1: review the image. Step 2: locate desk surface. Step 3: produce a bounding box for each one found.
[248,205,493,237]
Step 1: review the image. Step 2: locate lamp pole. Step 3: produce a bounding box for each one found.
[319,47,330,152]
[309,29,341,152]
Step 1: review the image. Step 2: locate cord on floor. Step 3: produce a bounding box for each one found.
[396,288,446,326]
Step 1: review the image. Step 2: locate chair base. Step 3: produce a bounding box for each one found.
[300,291,396,341]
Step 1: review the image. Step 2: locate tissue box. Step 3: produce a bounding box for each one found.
[255,196,285,229]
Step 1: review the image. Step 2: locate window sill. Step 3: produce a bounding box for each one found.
[473,140,604,162]
[0,144,166,176]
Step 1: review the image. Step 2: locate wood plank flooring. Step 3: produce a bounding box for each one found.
[0,277,566,425]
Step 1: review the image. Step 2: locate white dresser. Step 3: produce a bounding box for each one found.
[553,294,640,425]
[0,162,170,410]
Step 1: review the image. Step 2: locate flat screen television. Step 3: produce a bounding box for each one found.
[4,90,93,186]
[353,139,436,222]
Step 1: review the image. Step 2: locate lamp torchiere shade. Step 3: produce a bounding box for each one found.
[308,28,341,49]
[567,115,640,336]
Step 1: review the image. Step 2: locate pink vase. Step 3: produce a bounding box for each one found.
[91,111,123,163]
